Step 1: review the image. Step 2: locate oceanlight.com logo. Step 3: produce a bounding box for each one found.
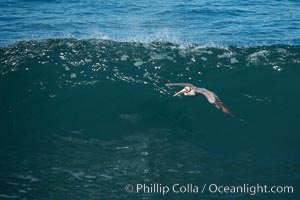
[124,183,294,196]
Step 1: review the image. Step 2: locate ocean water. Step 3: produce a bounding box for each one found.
[1,0,300,45]
[0,1,300,200]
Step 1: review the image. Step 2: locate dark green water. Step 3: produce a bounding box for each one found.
[0,39,299,199]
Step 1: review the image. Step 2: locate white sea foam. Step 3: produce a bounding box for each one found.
[0,194,19,199]
[17,175,39,182]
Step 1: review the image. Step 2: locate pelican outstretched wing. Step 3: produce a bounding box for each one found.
[165,83,194,87]
[195,88,234,117]
[213,98,234,117]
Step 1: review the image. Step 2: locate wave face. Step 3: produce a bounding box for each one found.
[1,39,300,199]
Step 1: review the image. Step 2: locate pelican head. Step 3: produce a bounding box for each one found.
[173,86,192,96]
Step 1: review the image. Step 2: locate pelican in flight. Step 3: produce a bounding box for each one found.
[165,83,234,116]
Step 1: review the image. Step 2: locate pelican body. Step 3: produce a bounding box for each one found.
[165,83,234,116]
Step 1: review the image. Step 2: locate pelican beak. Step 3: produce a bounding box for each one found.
[173,88,186,97]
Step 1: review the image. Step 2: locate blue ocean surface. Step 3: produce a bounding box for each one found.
[0,1,300,200]
[1,0,300,45]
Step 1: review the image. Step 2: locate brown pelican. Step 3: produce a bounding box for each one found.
[165,83,234,116]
